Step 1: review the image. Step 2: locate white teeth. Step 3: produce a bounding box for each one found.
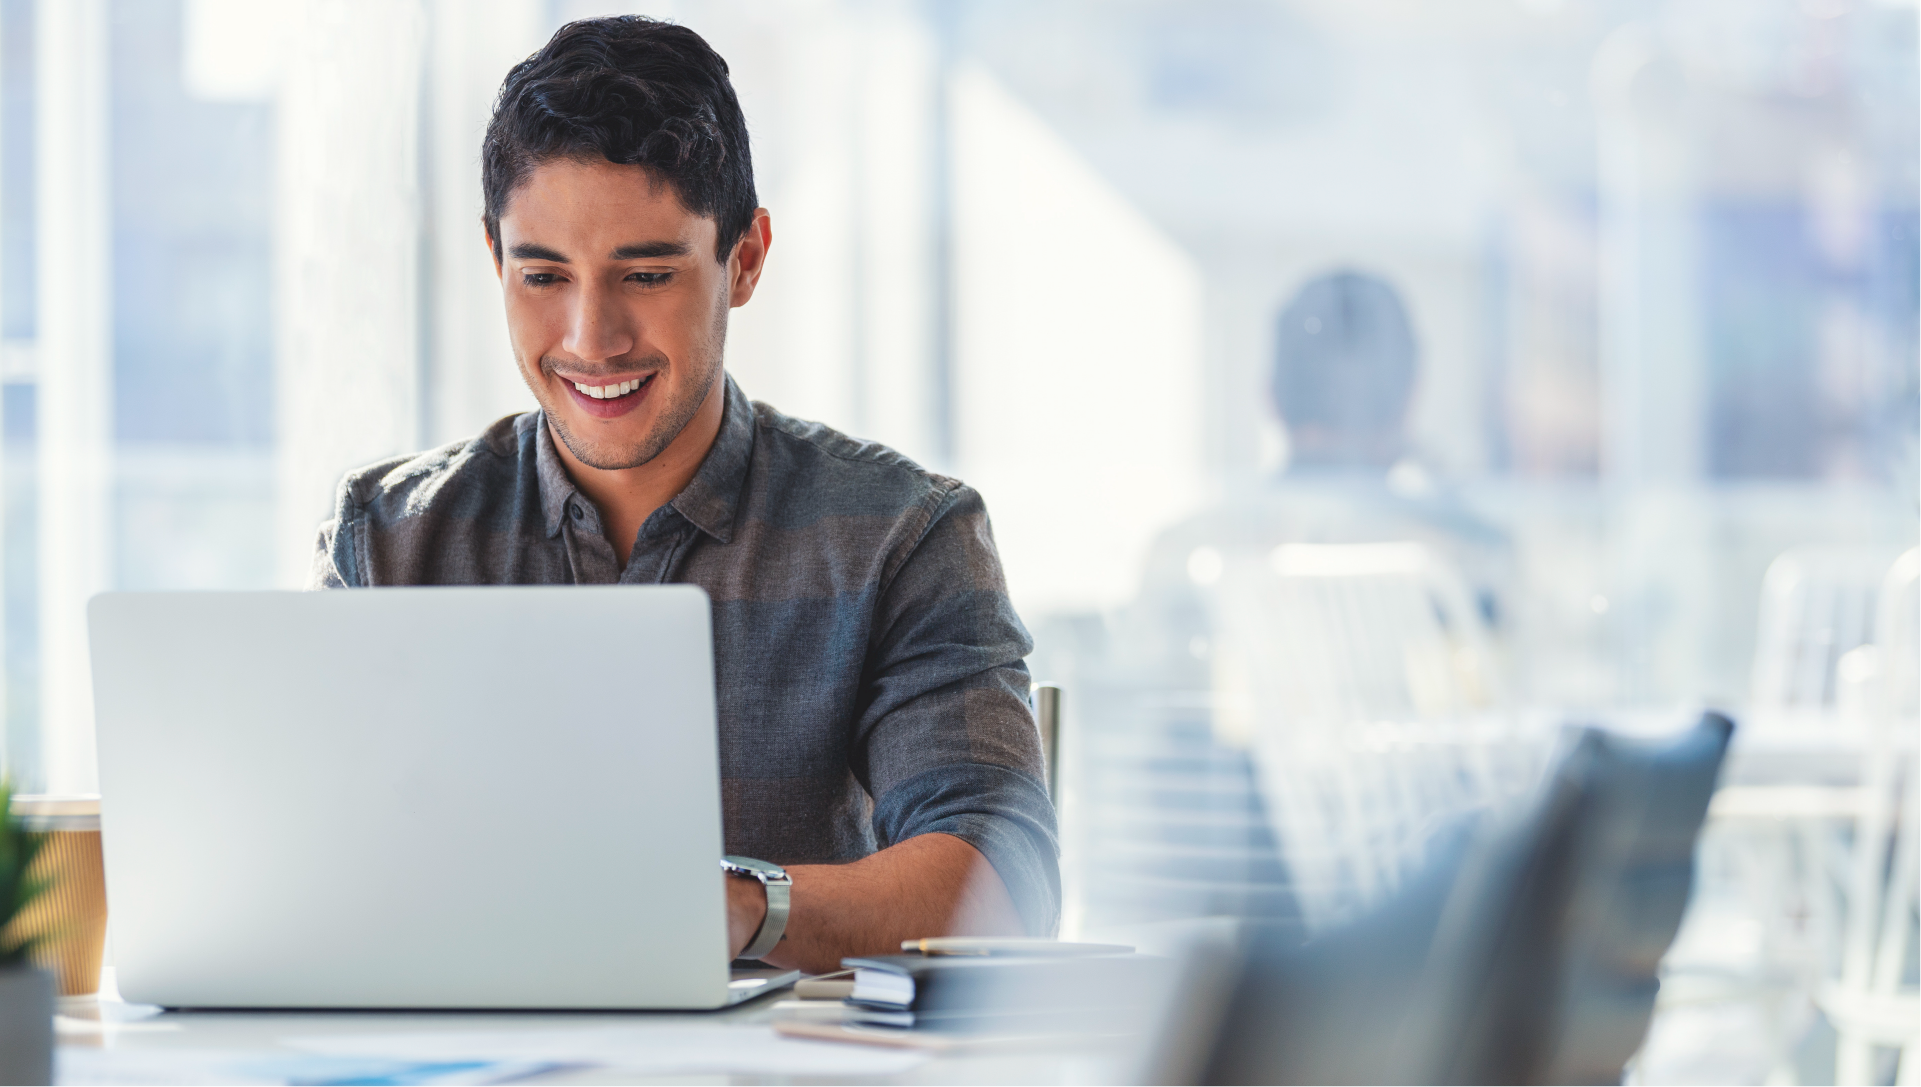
[573,377,648,399]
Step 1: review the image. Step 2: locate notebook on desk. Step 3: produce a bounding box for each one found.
[838,950,1171,1032]
[88,587,796,1010]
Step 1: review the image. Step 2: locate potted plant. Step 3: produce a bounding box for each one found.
[0,781,52,1086]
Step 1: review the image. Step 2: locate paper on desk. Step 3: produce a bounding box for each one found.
[57,1045,560,1086]
[285,1023,929,1077]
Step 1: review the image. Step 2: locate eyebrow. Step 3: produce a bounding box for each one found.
[506,240,692,263]
[612,241,691,259]
[508,243,568,262]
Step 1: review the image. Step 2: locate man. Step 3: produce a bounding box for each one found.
[309,17,1056,975]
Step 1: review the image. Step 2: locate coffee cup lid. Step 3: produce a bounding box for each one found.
[10,793,101,830]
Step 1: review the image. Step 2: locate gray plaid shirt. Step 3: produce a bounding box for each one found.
[309,376,1058,932]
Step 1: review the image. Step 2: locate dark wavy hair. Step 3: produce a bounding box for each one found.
[482,17,756,264]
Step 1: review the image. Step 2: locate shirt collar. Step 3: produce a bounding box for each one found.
[529,373,755,544]
[668,374,755,544]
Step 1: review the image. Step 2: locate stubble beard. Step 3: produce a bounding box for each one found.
[537,306,729,472]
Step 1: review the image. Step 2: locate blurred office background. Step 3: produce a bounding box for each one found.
[0,0,1915,1081]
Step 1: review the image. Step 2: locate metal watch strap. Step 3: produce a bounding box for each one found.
[722,856,792,961]
[740,878,790,960]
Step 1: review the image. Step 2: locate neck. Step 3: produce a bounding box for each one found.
[552,376,727,567]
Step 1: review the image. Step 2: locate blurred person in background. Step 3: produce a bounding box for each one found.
[1117,269,1512,693]
[304,16,1056,973]
[1067,271,1517,937]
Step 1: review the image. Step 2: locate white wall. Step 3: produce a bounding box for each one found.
[274,0,430,588]
[950,67,1207,617]
[35,0,114,792]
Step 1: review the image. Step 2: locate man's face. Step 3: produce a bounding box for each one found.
[492,158,764,470]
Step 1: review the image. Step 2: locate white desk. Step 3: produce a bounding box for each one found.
[54,983,1134,1086]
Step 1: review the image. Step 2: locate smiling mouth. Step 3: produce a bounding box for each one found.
[566,373,655,400]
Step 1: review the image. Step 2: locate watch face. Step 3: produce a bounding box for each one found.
[722,855,785,878]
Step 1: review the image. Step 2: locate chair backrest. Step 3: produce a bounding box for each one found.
[1213,541,1499,730]
[1198,712,1733,1085]
[1751,546,1906,716]
[1871,547,1919,722]
[1410,712,1734,1083]
[1207,541,1520,931]
[1829,547,1920,1085]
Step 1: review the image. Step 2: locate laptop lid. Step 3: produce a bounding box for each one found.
[89,586,733,1010]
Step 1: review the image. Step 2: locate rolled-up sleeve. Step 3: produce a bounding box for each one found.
[307,520,350,589]
[306,471,365,589]
[857,483,1060,935]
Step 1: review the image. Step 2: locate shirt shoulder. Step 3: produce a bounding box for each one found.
[335,413,530,525]
[747,399,969,526]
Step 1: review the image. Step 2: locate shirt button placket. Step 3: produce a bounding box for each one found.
[564,498,618,583]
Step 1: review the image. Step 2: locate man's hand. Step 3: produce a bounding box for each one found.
[725,873,769,959]
[731,833,1024,975]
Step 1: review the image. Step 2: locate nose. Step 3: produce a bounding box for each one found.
[561,279,636,364]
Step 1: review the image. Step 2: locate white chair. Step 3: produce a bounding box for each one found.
[1819,547,1919,1086]
[1655,546,1916,1084]
[1751,546,1907,720]
[1205,541,1534,932]
[1216,541,1500,730]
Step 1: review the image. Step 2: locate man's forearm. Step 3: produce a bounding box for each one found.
[726,832,1025,974]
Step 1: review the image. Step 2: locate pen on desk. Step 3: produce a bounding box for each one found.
[903,937,1135,957]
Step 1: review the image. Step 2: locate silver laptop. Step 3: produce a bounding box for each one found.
[89,586,795,1009]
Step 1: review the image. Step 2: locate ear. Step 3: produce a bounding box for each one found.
[727,209,773,308]
[484,221,502,280]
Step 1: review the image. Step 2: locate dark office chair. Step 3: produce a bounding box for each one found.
[1199,712,1734,1086]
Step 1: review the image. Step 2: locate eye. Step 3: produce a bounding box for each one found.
[521,272,561,288]
[628,271,672,286]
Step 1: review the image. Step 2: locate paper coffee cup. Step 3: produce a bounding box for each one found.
[7,794,107,997]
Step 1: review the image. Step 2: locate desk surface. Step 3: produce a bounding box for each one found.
[54,982,1136,1086]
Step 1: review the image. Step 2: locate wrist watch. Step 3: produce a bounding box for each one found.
[720,855,792,960]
